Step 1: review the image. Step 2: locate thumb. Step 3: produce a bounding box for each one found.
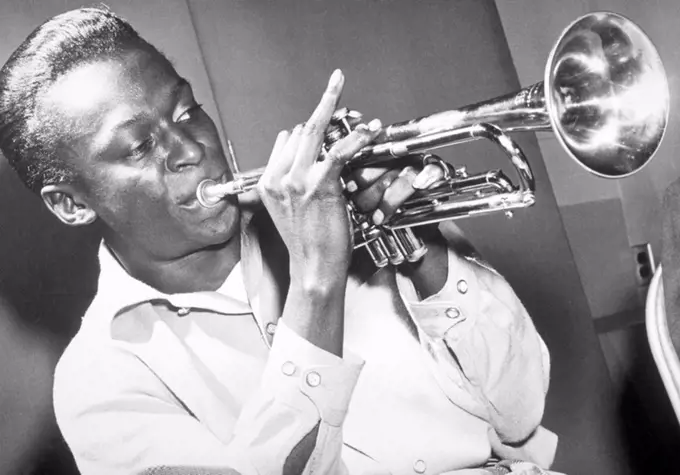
[237,188,264,212]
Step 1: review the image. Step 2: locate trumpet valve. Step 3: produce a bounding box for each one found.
[388,228,428,263]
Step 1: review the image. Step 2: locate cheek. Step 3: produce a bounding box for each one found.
[192,116,225,157]
[89,167,169,223]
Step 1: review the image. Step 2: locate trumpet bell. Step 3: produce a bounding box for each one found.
[546,12,669,177]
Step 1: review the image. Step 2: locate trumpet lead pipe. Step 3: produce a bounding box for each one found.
[196,126,480,208]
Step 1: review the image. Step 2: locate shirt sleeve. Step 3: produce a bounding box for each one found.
[54,320,364,475]
[395,248,551,446]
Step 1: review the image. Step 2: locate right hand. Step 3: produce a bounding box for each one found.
[257,70,382,287]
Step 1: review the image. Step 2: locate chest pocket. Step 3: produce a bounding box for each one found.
[342,271,491,475]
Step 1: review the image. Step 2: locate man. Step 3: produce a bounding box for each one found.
[0,7,557,475]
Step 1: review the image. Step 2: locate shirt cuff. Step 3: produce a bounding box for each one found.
[262,320,365,427]
[489,425,558,469]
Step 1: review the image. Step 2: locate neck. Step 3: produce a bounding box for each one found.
[104,232,242,294]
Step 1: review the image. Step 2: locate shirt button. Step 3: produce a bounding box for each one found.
[177,307,191,317]
[456,279,468,294]
[281,361,296,376]
[413,459,427,474]
[445,307,461,319]
[265,322,277,335]
[306,371,322,387]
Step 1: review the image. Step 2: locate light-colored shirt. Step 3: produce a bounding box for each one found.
[53,216,556,475]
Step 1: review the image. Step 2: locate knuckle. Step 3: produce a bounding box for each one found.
[380,171,399,190]
[281,176,305,195]
[324,147,344,163]
[357,127,376,144]
[258,177,274,193]
[302,122,321,137]
[343,128,374,151]
[258,177,281,199]
[325,128,372,159]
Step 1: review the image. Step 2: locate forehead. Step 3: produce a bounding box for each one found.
[37,47,181,136]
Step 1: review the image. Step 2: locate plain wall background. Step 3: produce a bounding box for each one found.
[0,0,673,473]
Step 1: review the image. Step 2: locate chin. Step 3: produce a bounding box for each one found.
[199,202,241,245]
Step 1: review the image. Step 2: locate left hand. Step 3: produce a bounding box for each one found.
[344,158,447,227]
[345,154,452,298]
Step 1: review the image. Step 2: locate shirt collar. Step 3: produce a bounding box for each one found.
[86,212,261,329]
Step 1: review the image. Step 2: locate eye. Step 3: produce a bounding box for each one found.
[176,103,204,123]
[128,136,154,159]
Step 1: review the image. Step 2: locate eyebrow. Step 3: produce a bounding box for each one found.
[92,78,194,153]
[171,77,191,100]
[109,78,192,133]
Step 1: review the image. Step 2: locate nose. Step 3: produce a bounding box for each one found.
[164,126,204,173]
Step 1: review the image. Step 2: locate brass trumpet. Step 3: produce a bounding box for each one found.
[197,11,669,268]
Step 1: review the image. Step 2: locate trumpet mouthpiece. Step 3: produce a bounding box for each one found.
[196,179,231,208]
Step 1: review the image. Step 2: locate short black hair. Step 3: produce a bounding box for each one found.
[0,6,159,193]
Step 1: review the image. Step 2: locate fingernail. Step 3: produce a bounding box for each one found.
[354,123,369,132]
[328,69,343,89]
[373,209,384,225]
[412,172,438,190]
[345,180,358,193]
[368,118,382,132]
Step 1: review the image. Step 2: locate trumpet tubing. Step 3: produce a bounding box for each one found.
[197,11,669,268]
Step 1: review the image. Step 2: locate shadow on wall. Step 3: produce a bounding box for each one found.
[612,325,680,474]
[0,157,100,474]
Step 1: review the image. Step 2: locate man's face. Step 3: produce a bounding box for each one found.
[42,45,240,259]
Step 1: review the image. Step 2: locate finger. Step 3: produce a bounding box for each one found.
[412,162,446,190]
[320,118,382,179]
[345,154,425,193]
[292,69,345,170]
[261,126,300,181]
[372,166,419,225]
[269,129,290,163]
[344,166,391,194]
[350,168,401,214]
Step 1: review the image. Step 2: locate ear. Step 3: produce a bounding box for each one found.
[40,184,97,226]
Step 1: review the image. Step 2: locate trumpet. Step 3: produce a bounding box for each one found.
[197,11,669,268]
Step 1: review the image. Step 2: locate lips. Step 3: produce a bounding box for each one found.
[177,170,229,209]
